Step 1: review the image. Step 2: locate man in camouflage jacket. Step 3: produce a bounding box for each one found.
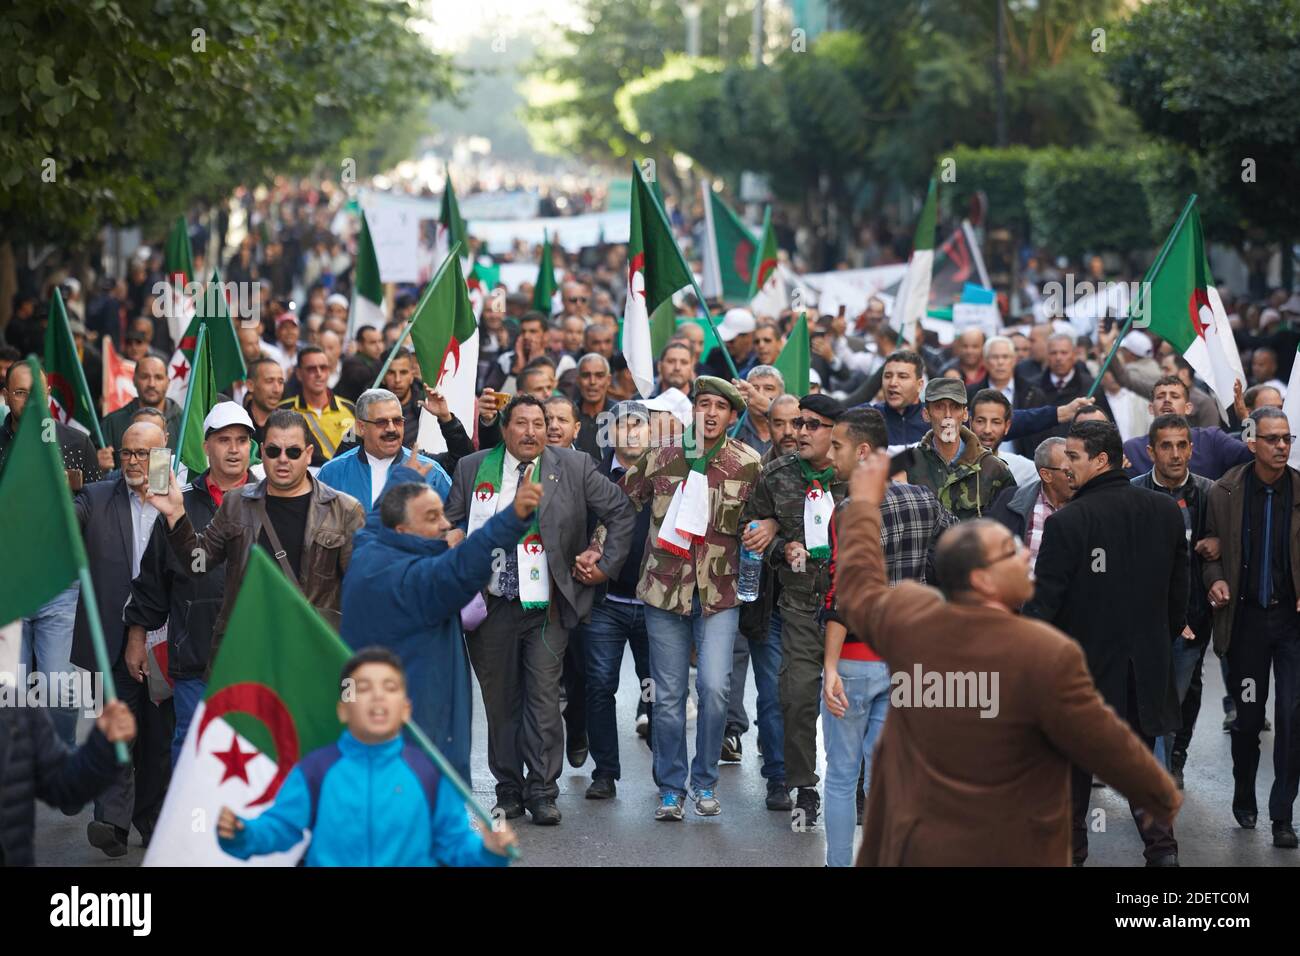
[741,393,848,821]
[903,378,1016,520]
[619,377,762,820]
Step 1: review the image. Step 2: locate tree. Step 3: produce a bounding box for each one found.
[1107,0,1300,273]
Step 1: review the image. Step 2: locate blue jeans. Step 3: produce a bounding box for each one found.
[645,596,738,798]
[822,659,891,867]
[171,678,207,766]
[21,584,81,748]
[725,611,785,780]
[584,600,652,780]
[1156,635,1206,766]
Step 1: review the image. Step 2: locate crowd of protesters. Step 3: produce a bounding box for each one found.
[4,175,1300,868]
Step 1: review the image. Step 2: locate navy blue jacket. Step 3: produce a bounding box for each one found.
[1123,427,1252,481]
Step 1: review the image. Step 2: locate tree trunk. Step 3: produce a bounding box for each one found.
[0,239,14,334]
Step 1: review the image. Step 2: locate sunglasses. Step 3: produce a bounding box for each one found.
[361,417,404,429]
[792,418,830,432]
[264,444,306,460]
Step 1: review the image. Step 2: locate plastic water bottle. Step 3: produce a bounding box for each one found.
[738,522,763,603]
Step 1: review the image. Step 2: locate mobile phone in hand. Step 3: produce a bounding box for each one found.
[148,448,171,495]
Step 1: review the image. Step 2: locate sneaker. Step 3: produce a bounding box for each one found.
[655,793,685,821]
[693,789,722,816]
[766,780,793,811]
[720,733,742,763]
[635,713,650,739]
[794,787,820,825]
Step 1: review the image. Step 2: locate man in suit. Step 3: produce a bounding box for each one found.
[835,449,1181,866]
[965,335,1048,456]
[70,421,175,858]
[444,394,635,826]
[1020,333,1113,454]
[1203,407,1300,847]
[1026,420,1187,866]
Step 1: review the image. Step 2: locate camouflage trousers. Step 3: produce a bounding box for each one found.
[778,607,824,790]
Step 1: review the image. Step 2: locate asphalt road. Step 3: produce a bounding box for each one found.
[33,647,1300,867]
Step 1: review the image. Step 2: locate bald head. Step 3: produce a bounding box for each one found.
[119,421,167,490]
[933,518,1033,607]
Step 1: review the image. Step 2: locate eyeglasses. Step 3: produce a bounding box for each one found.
[792,418,830,432]
[982,537,1026,568]
[1039,465,1069,473]
[1256,434,1296,446]
[264,444,306,460]
[119,449,152,462]
[360,417,404,429]
[300,364,329,375]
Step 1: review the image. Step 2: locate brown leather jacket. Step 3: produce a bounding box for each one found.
[166,474,365,670]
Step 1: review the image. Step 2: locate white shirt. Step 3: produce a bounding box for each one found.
[998,450,1039,486]
[485,448,530,596]
[128,488,160,578]
[364,451,395,507]
[1050,369,1076,390]
[989,377,1015,405]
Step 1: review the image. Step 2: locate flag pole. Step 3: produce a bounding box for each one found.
[77,565,130,765]
[1088,194,1199,398]
[174,325,208,474]
[636,162,741,382]
[49,289,107,449]
[371,243,463,390]
[403,718,521,861]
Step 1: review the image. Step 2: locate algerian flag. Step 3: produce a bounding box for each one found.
[167,269,248,406]
[433,173,468,270]
[624,162,693,399]
[163,216,198,347]
[533,230,557,314]
[774,312,811,396]
[44,289,104,445]
[890,177,937,348]
[397,246,479,453]
[176,325,217,477]
[1135,200,1245,417]
[348,210,385,336]
[749,207,788,319]
[0,358,90,629]
[700,183,758,303]
[143,548,353,866]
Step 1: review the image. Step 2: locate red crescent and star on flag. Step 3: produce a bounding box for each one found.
[475,481,495,502]
[1189,288,1212,338]
[197,682,300,809]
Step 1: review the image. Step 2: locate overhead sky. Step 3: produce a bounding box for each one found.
[418,0,581,53]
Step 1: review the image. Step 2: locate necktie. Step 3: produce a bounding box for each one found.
[1261,486,1275,608]
[497,461,530,601]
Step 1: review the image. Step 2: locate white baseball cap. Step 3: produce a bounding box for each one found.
[642,387,694,426]
[326,293,349,310]
[1120,330,1153,359]
[203,401,255,437]
[716,308,757,342]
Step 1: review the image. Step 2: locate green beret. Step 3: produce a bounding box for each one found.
[693,375,746,412]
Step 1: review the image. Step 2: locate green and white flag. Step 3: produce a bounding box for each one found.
[700,183,758,303]
[434,173,468,271]
[349,210,386,336]
[624,163,693,398]
[44,289,104,444]
[176,325,218,478]
[533,230,557,314]
[144,548,354,866]
[1135,201,1244,417]
[774,312,811,396]
[167,269,248,406]
[749,207,788,318]
[890,178,937,348]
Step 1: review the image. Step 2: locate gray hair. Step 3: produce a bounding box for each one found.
[747,364,785,390]
[983,335,1014,359]
[1034,436,1067,471]
[577,352,610,374]
[1251,406,1289,427]
[1047,332,1075,348]
[356,387,401,420]
[770,392,801,413]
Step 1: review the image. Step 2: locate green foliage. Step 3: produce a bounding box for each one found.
[943,146,1035,229]
[0,0,455,247]
[1024,148,1159,259]
[1107,0,1300,238]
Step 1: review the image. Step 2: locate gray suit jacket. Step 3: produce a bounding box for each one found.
[446,444,636,628]
[71,476,138,671]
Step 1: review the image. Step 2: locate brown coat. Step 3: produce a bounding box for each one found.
[166,474,365,671]
[1202,462,1300,654]
[835,498,1179,866]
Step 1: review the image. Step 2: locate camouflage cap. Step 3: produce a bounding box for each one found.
[693,375,746,412]
[922,377,968,406]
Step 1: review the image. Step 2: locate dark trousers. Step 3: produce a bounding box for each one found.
[584,599,652,780]
[562,625,586,743]
[1227,602,1300,823]
[94,651,174,838]
[1071,666,1177,864]
[1170,615,1213,767]
[778,606,823,790]
[467,594,568,804]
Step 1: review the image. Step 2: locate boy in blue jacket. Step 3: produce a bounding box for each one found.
[216,648,517,866]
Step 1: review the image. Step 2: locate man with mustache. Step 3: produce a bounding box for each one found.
[317,388,451,509]
[100,355,181,469]
[444,395,635,826]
